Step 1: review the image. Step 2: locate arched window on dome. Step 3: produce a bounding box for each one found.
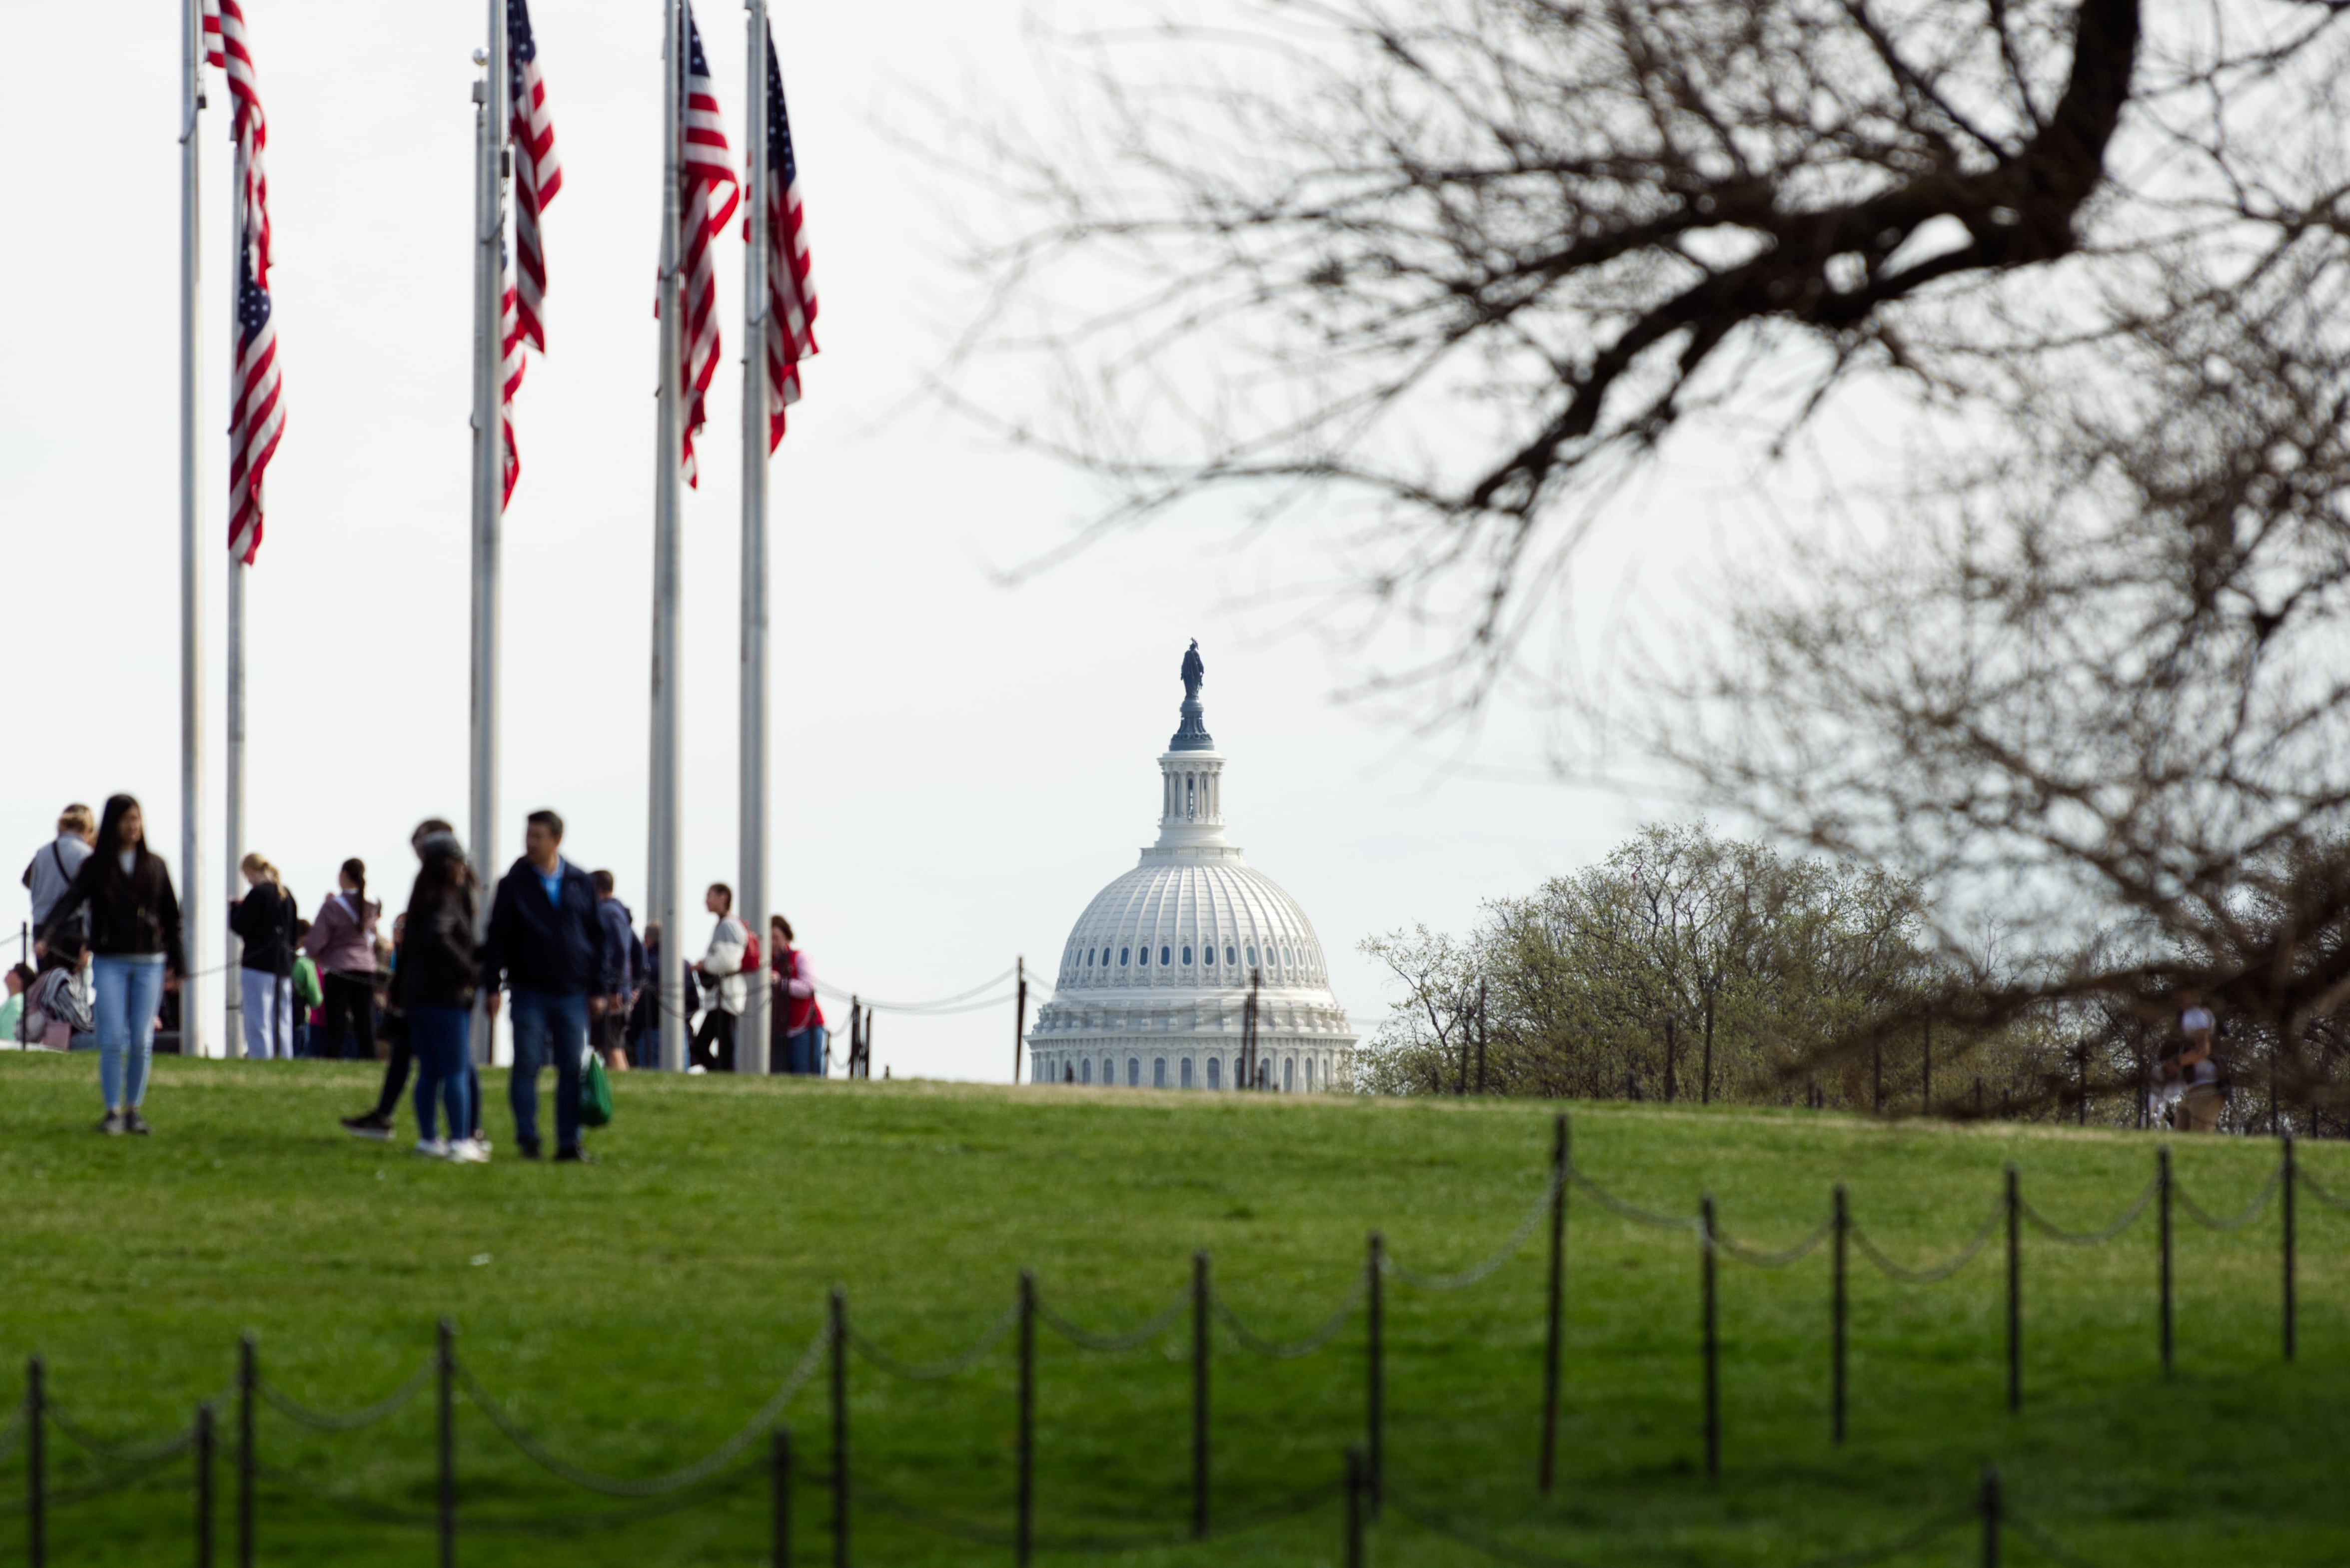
[1203,944,1216,967]
[1282,946,1293,966]
[1206,1056,1221,1089]
[1153,1057,1167,1087]
[1130,1057,1142,1086]
[1080,1058,1092,1084]
[1120,947,1130,966]
[1284,1057,1295,1092]
[1160,946,1171,966]
[1246,945,1258,967]
[1304,1057,1315,1091]
[1225,945,1236,967]
[1181,1057,1195,1088]
[1181,945,1193,966]
[1139,946,1150,967]
[1186,775,1197,820]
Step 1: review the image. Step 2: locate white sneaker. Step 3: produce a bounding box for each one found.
[414,1137,452,1159]
[447,1138,491,1164]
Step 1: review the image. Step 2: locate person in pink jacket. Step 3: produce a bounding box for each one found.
[302,859,381,1059]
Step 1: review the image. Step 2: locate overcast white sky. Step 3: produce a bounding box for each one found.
[0,0,1747,1077]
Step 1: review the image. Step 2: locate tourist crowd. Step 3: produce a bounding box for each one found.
[10,798,828,1162]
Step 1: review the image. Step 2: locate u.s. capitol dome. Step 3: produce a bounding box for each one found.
[1026,645,1356,1091]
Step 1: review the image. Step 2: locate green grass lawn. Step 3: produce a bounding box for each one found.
[0,1051,2343,1567]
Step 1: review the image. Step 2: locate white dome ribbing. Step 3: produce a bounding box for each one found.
[1026,645,1356,1091]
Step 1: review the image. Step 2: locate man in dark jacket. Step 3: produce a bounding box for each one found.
[481,810,614,1160]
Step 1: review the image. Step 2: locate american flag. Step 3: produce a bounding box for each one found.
[677,6,739,486]
[200,0,223,67]
[508,0,560,355]
[501,0,559,507]
[752,18,817,451]
[218,0,282,565]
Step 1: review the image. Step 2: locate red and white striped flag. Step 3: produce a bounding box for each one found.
[217,0,282,564]
[675,5,739,486]
[751,17,817,450]
[500,0,559,507]
[200,0,223,67]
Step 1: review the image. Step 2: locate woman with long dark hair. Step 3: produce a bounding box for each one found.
[391,832,488,1160]
[302,858,379,1059]
[36,794,185,1133]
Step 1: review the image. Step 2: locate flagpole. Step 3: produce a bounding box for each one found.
[179,0,210,1060]
[652,0,687,1074]
[469,0,508,1068]
[223,69,248,1048]
[739,0,771,1073]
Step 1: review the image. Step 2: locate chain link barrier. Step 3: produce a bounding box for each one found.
[2006,1510,2106,1568]
[1213,1274,1369,1359]
[1385,1164,1566,1289]
[1715,1212,1836,1268]
[1850,1195,2006,1283]
[2020,1174,2162,1246]
[847,1297,1022,1381]
[847,1471,1341,1554]
[2175,1165,2284,1232]
[258,1360,433,1431]
[1034,1287,1192,1352]
[2297,1165,2350,1210]
[45,1403,207,1468]
[1565,1166,1703,1233]
[454,1321,826,1497]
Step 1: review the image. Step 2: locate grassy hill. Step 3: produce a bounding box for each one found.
[0,1051,2342,1566]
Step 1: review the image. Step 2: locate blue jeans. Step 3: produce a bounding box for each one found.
[93,954,167,1110]
[508,989,587,1150]
[783,1024,829,1075]
[409,1006,473,1143]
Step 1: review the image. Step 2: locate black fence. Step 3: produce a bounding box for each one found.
[4,1115,2333,1564]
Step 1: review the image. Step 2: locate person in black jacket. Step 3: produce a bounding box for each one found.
[229,852,296,1059]
[481,809,615,1161]
[37,794,186,1135]
[393,834,490,1161]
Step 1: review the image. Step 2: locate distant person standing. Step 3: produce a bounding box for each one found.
[627,921,663,1069]
[592,872,643,1071]
[229,853,296,1059]
[690,884,750,1072]
[1,963,32,1048]
[481,810,612,1161]
[302,861,380,1059]
[37,795,185,1134]
[342,821,483,1143]
[24,803,97,1050]
[393,833,489,1162]
[291,921,322,1058]
[771,916,825,1075]
[2175,988,2223,1132]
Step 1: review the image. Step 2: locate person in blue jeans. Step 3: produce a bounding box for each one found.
[393,833,489,1161]
[481,809,616,1161]
[37,795,185,1134]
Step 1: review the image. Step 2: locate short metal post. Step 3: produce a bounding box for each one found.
[2077,1040,2089,1126]
[2158,1146,2173,1375]
[1664,1016,1677,1103]
[1344,1448,1366,1568]
[772,1427,792,1568]
[2283,1135,2298,1362]
[436,1319,455,1568]
[237,1336,254,1568]
[830,1290,849,1568]
[27,1356,43,1568]
[1366,1232,1384,1514]
[1980,1465,2002,1568]
[1872,1040,1882,1113]
[1831,1185,1847,1446]
[1922,1015,1932,1114]
[1192,1251,1210,1539]
[197,1402,216,1568]
[1016,1271,1035,1567]
[1539,1114,1567,1494]
[2004,1168,2021,1414]
[1701,994,1713,1105]
[1700,1196,1719,1480]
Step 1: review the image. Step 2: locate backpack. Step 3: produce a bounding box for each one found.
[43,844,89,948]
[27,969,93,1036]
[741,931,761,976]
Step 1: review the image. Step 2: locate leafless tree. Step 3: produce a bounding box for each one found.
[954,0,2350,1122]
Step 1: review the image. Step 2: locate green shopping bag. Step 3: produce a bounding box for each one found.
[579,1048,614,1128]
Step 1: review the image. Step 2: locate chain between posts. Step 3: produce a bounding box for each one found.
[256,1361,434,1431]
[1214,1275,1371,1359]
[454,1321,827,1497]
[1033,1288,1191,1352]
[1383,1163,1567,1289]
[2173,1165,2284,1232]
[2018,1174,2161,1245]
[845,1298,1022,1381]
[1848,1196,2006,1283]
